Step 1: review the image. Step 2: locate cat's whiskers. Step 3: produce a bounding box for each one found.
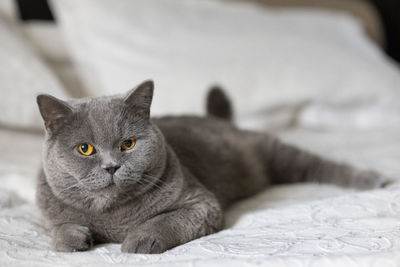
[140,174,166,190]
[118,174,163,191]
[59,183,80,194]
[143,173,167,184]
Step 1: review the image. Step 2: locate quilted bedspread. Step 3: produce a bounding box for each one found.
[1,127,400,267]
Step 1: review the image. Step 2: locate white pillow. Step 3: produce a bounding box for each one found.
[0,0,15,22]
[0,16,68,130]
[50,0,400,129]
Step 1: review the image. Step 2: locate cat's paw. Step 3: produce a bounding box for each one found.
[378,177,397,188]
[369,172,396,189]
[355,170,395,190]
[121,232,167,254]
[53,224,93,252]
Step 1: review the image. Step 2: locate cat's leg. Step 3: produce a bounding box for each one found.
[37,171,94,252]
[253,134,391,189]
[121,189,222,254]
[52,223,93,252]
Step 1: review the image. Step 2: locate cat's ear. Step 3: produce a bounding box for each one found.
[124,80,154,119]
[37,94,73,133]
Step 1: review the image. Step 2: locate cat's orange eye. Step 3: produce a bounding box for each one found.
[121,139,136,151]
[78,143,95,156]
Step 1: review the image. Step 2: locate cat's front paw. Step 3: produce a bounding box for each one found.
[121,232,168,254]
[53,224,93,252]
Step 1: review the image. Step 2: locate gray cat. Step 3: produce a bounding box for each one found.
[36,80,389,254]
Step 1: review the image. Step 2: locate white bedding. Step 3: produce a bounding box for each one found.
[1,127,400,267]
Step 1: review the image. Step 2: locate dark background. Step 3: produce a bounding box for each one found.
[369,0,400,63]
[15,0,400,63]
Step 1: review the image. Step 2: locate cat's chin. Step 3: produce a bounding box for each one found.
[89,181,139,211]
[89,187,122,211]
[91,193,115,211]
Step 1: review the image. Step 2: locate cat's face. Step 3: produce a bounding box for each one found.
[37,81,166,210]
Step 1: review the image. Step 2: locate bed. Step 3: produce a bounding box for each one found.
[1,0,400,266]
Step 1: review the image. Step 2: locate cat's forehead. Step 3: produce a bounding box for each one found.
[68,95,122,118]
[68,95,120,108]
[63,95,146,141]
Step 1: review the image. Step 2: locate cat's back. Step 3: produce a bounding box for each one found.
[153,116,238,166]
[153,115,239,154]
[153,116,267,207]
[153,115,235,140]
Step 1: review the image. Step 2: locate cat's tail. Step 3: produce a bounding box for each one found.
[206,86,233,121]
[252,133,392,190]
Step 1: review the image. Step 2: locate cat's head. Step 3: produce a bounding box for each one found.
[37,80,167,211]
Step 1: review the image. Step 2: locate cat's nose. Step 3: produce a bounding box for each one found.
[102,165,120,175]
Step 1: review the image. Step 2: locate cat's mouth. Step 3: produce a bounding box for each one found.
[90,180,116,193]
[83,172,144,195]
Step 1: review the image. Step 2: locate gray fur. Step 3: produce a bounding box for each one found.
[36,80,389,254]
